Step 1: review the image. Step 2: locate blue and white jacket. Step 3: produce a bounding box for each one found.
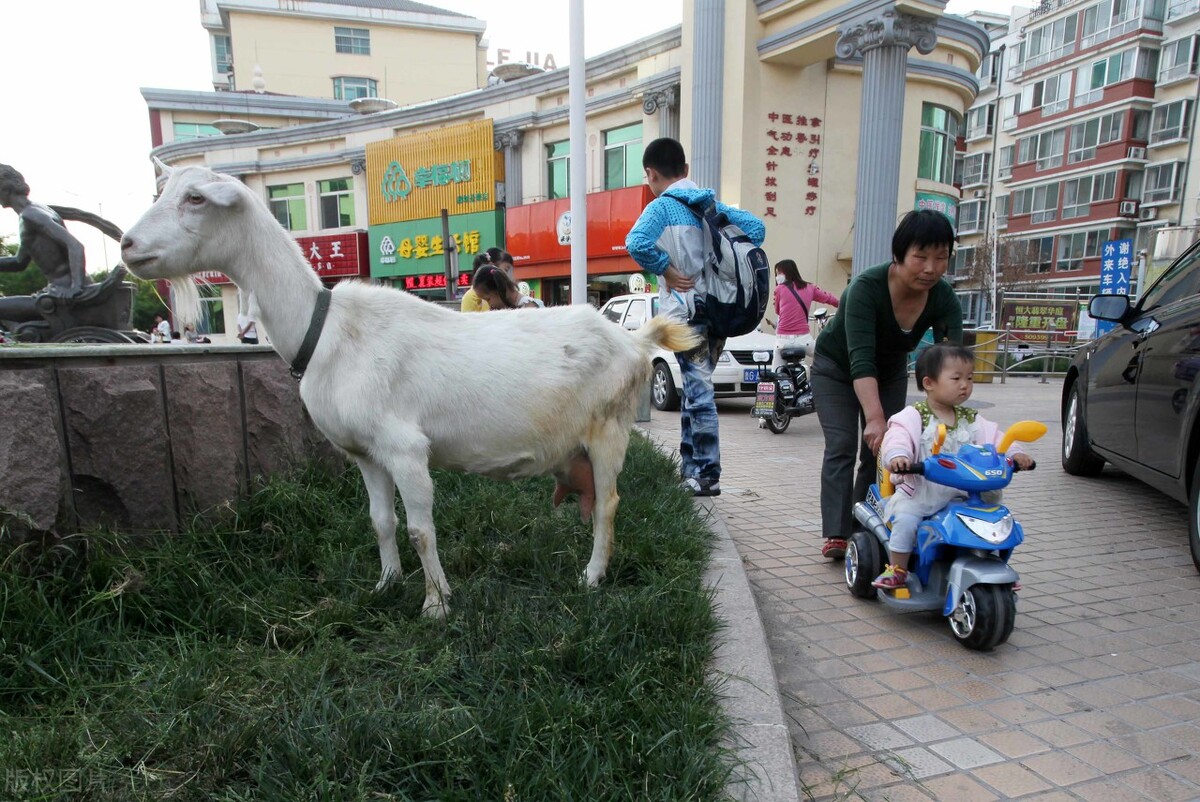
[625,179,767,324]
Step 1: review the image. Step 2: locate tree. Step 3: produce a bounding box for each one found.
[0,235,47,297]
[953,233,1051,327]
[90,268,168,332]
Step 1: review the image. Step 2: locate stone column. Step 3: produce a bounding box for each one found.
[836,10,938,274]
[493,129,524,206]
[691,0,725,191]
[643,86,680,142]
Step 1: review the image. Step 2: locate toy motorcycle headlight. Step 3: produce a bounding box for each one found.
[956,512,1014,544]
[753,350,771,364]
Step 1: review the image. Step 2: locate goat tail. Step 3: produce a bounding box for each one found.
[634,316,702,357]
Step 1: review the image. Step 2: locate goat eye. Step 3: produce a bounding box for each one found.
[187,193,205,205]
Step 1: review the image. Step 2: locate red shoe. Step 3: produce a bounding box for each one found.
[821,538,847,559]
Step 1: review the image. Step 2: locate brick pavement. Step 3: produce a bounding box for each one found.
[639,377,1200,801]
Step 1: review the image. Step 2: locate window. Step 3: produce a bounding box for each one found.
[997,145,1015,179]
[918,104,961,184]
[1062,175,1094,218]
[1022,72,1072,116]
[1160,36,1199,82]
[1036,129,1067,171]
[966,103,995,139]
[1132,108,1152,140]
[198,284,226,335]
[268,183,307,231]
[1057,230,1102,271]
[952,245,975,278]
[958,200,987,234]
[332,76,377,100]
[1032,182,1060,223]
[958,291,986,326]
[1017,136,1036,164]
[1167,0,1200,20]
[961,153,991,186]
[1144,161,1184,204]
[1150,100,1194,144]
[1028,236,1055,272]
[995,194,1010,228]
[1082,0,1153,47]
[1125,170,1144,201]
[335,27,370,55]
[1092,170,1118,201]
[1069,118,1100,163]
[547,141,570,199]
[214,34,232,74]
[318,178,354,229]
[1011,187,1033,216]
[603,123,644,190]
[1025,14,1078,69]
[1001,95,1021,131]
[1099,110,1124,144]
[172,122,222,141]
[602,298,629,324]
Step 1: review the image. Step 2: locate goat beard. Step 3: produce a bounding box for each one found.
[169,277,202,332]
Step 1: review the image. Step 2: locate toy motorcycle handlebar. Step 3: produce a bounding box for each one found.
[890,458,1037,476]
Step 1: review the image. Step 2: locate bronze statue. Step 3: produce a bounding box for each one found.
[0,164,136,343]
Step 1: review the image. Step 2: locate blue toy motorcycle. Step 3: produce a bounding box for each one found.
[845,420,1046,651]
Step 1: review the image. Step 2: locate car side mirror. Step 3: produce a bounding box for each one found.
[1089,294,1131,323]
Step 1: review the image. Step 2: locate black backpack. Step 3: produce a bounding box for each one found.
[681,200,769,339]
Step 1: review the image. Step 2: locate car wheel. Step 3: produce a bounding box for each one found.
[1189,458,1200,573]
[845,531,882,599]
[1062,382,1105,476]
[949,584,1014,651]
[652,361,679,411]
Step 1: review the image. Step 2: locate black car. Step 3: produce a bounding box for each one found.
[1062,239,1200,572]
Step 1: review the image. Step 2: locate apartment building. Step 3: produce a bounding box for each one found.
[956,0,1200,328]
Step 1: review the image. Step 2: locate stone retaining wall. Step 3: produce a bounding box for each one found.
[0,344,336,534]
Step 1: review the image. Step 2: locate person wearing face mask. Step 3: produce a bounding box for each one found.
[767,259,839,370]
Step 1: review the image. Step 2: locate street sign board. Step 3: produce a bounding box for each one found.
[1097,238,1134,336]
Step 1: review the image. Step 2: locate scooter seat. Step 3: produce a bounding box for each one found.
[779,346,807,362]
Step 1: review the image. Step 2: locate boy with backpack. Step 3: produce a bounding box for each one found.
[626,137,767,497]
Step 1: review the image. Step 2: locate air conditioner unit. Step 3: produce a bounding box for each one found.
[1128,146,1147,160]
[1140,205,1158,221]
[1118,199,1139,217]
[972,189,987,198]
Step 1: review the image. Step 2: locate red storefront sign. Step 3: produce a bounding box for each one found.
[505,186,652,278]
[194,231,368,284]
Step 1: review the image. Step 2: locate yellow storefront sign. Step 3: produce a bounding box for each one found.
[366,119,499,225]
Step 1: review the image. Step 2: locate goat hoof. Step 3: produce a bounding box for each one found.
[582,566,605,588]
[421,598,449,619]
[373,572,399,593]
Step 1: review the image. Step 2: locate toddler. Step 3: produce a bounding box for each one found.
[873,343,1033,589]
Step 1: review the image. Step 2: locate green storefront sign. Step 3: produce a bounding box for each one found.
[914,191,958,225]
[370,211,504,278]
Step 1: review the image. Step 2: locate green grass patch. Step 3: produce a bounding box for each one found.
[0,433,735,801]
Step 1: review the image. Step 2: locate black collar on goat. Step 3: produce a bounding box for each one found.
[290,287,333,380]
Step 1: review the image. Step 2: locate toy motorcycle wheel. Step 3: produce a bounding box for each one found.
[949,584,1015,651]
[845,531,882,599]
[764,407,791,434]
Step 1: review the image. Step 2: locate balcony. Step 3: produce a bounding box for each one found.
[1081,14,1163,49]
[1167,0,1200,20]
[1024,41,1077,72]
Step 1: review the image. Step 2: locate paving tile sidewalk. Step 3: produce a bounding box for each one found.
[640,377,1200,801]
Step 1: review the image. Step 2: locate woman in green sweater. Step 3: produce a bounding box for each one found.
[811,210,963,559]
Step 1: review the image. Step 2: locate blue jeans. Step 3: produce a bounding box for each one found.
[675,326,725,482]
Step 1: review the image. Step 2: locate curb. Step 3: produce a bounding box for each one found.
[699,497,803,802]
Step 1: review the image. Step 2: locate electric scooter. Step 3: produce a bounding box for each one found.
[844,420,1046,651]
[750,346,815,434]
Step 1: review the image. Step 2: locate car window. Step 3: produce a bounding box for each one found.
[1139,243,1200,313]
[602,299,629,324]
[624,298,647,330]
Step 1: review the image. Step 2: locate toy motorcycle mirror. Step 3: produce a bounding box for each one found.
[999,420,1048,454]
[931,423,948,455]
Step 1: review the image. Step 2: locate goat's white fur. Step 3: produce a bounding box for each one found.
[121,165,699,618]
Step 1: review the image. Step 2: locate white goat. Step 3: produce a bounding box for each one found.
[120,164,699,617]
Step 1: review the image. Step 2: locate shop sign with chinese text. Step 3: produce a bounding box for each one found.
[366,120,498,225]
[194,232,367,284]
[1000,301,1079,344]
[369,210,504,278]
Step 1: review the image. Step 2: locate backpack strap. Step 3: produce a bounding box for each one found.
[669,196,724,255]
[784,283,809,319]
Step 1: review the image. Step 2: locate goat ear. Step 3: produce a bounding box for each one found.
[152,157,174,178]
[198,181,244,208]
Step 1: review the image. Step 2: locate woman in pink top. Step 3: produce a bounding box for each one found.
[769,259,840,368]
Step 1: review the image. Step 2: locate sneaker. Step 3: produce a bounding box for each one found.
[681,477,721,497]
[821,538,847,559]
[872,565,909,589]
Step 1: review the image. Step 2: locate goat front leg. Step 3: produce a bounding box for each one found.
[356,457,403,591]
[382,445,451,619]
